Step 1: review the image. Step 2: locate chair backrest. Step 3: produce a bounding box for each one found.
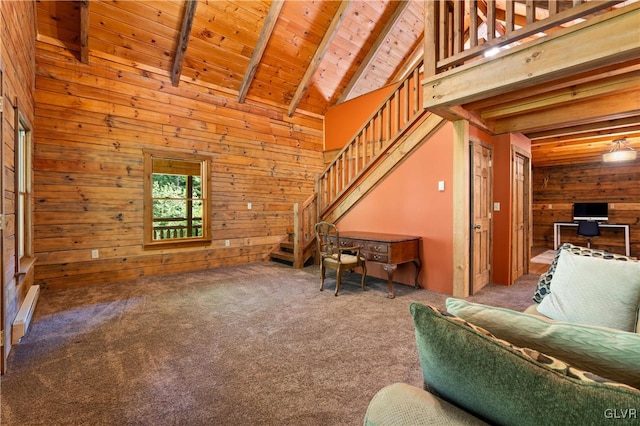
[315,221,339,259]
[577,220,600,238]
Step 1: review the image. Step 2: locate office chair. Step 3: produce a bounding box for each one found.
[577,220,600,249]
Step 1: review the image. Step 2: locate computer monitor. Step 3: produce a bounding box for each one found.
[573,202,608,221]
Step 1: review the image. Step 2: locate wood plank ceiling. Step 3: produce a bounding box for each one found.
[35,0,640,167]
[35,0,424,116]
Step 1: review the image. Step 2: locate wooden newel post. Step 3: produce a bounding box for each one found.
[293,202,302,268]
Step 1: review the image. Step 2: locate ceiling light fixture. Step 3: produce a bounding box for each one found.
[602,138,637,163]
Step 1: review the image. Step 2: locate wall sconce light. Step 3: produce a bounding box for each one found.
[602,138,637,163]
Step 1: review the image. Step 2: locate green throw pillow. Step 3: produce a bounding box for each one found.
[410,302,640,426]
[445,298,640,389]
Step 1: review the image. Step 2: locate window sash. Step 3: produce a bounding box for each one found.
[16,112,33,268]
[143,150,211,248]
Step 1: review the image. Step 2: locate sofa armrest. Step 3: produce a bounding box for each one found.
[363,383,488,426]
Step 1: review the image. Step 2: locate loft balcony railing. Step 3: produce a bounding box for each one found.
[424,0,627,78]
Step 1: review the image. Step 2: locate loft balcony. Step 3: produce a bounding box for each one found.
[422,1,640,144]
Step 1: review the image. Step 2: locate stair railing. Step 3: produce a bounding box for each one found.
[316,59,426,216]
[288,59,427,268]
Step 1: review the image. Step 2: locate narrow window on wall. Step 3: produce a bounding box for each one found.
[16,112,34,275]
[143,150,211,248]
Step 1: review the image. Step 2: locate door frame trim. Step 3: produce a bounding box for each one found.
[452,121,470,298]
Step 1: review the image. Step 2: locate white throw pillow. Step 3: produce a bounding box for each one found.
[537,250,640,332]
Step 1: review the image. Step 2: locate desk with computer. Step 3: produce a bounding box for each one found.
[554,202,630,256]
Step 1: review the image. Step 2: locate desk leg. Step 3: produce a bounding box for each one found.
[382,264,397,299]
[413,259,422,289]
[625,226,630,256]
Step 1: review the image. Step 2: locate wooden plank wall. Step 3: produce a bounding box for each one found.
[34,41,324,290]
[1,0,37,368]
[532,159,640,257]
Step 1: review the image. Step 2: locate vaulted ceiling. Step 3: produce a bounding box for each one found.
[35,0,425,117]
[35,0,640,167]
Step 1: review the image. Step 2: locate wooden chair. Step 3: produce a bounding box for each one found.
[315,222,367,296]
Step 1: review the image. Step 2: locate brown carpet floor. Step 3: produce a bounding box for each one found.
[0,262,540,426]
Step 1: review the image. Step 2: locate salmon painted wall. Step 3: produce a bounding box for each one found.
[489,132,512,285]
[324,85,396,151]
[476,130,531,286]
[337,123,455,294]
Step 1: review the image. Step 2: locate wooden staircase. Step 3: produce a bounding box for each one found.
[269,59,446,268]
[269,232,296,265]
[269,194,318,267]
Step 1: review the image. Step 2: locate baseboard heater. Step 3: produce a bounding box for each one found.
[12,285,40,344]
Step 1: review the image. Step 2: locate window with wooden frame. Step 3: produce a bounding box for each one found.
[143,150,211,248]
[15,110,35,276]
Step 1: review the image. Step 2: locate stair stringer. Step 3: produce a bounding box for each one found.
[323,113,447,224]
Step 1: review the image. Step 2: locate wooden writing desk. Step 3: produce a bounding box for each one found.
[335,231,421,299]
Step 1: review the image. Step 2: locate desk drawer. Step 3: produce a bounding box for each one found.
[365,252,388,263]
[338,238,359,249]
[366,243,389,254]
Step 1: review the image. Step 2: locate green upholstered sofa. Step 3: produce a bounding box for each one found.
[364,303,640,426]
[364,244,640,425]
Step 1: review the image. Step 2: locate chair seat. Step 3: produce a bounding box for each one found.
[315,221,367,296]
[324,253,361,266]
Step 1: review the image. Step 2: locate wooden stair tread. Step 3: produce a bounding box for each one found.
[269,250,295,262]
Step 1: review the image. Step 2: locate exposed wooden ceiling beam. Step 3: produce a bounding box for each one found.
[465,60,640,111]
[287,0,352,117]
[171,0,198,87]
[336,1,410,104]
[238,0,284,104]
[80,0,89,64]
[528,117,640,142]
[491,91,640,134]
[481,71,640,120]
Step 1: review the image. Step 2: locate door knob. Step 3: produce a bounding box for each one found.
[473,224,481,229]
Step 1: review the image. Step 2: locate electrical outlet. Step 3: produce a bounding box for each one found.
[247,202,252,210]
[225,240,230,247]
[91,249,99,259]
